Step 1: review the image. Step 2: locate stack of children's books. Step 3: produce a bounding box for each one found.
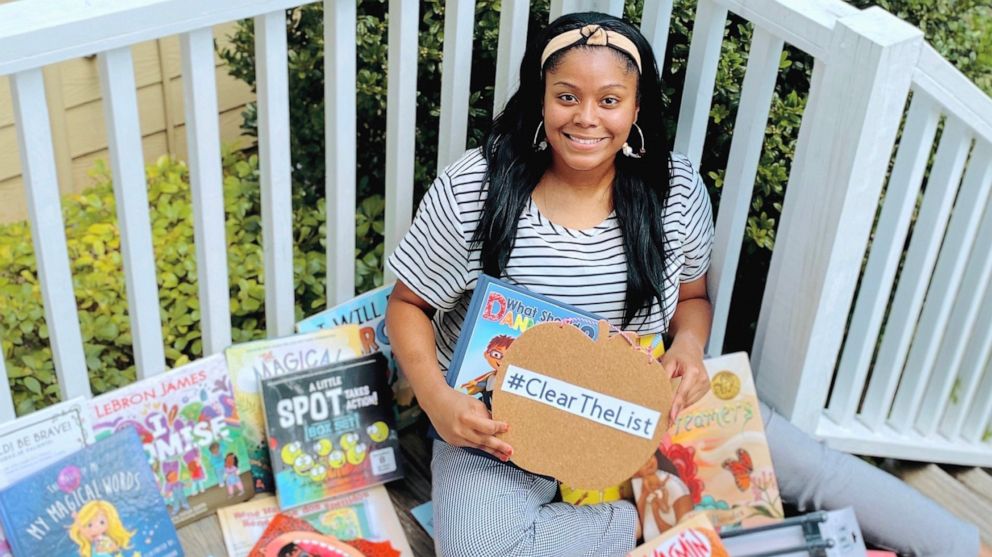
[0,283,414,556]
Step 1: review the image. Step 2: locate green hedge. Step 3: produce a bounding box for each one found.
[0,150,357,414]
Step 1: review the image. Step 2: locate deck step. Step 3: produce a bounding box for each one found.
[951,467,992,505]
[897,464,992,547]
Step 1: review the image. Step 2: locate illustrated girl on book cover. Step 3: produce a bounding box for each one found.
[68,500,134,557]
[633,450,694,540]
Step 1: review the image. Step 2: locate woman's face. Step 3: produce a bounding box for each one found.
[542,46,639,175]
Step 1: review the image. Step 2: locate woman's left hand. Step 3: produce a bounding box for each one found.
[660,337,710,423]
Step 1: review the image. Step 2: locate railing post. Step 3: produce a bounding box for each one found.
[752,8,923,432]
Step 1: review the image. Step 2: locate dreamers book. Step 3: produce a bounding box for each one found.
[0,428,182,557]
[654,352,783,531]
[260,354,403,509]
[225,326,364,492]
[217,486,413,557]
[0,397,93,557]
[297,283,420,429]
[88,353,253,526]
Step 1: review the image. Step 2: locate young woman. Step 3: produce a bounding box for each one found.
[385,12,980,557]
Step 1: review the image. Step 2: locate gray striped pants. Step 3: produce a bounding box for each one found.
[431,401,979,557]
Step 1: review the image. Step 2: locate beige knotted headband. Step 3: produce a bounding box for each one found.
[539,24,642,74]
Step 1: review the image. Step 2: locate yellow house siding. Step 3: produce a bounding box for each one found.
[0,21,256,224]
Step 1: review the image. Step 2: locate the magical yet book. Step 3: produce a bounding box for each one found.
[297,283,420,429]
[0,429,182,557]
[628,512,729,557]
[260,353,403,509]
[0,397,93,557]
[217,485,413,557]
[225,326,364,492]
[87,354,253,526]
[651,352,783,531]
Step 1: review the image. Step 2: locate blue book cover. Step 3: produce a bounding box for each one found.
[0,428,183,557]
[296,283,420,429]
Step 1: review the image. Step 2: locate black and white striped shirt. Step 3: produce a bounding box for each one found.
[386,149,714,371]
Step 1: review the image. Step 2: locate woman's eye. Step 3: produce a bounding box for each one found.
[602,97,620,106]
[558,94,577,103]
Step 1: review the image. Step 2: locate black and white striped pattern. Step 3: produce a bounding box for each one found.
[387,148,714,372]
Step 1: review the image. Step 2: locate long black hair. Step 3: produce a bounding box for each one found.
[473,12,674,328]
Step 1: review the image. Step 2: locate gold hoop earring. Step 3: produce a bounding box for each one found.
[532,121,548,152]
[621,122,646,158]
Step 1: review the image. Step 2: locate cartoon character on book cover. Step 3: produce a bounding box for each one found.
[88,354,252,526]
[226,326,364,492]
[297,283,421,430]
[261,354,403,509]
[0,429,181,557]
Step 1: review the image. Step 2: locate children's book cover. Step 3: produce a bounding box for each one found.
[297,283,420,429]
[0,397,94,557]
[248,512,402,557]
[0,428,182,557]
[87,353,253,527]
[261,354,403,509]
[650,352,784,531]
[628,512,729,557]
[225,326,364,492]
[217,485,412,557]
[446,275,663,402]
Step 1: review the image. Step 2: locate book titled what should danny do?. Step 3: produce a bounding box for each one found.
[261,354,403,510]
[0,428,183,557]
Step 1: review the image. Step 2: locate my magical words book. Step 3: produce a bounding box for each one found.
[0,428,182,557]
[260,353,403,509]
[297,283,420,429]
[225,326,363,493]
[656,352,783,531]
[87,353,253,527]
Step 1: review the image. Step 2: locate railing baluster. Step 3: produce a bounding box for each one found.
[859,118,971,431]
[10,68,89,399]
[640,1,674,73]
[97,47,166,378]
[180,27,232,355]
[673,0,727,168]
[325,0,357,304]
[384,0,419,281]
[0,355,13,421]
[706,27,782,357]
[494,0,529,117]
[826,91,940,426]
[910,146,992,435]
[255,11,295,337]
[436,0,475,173]
[550,0,622,19]
[961,355,992,443]
[944,254,992,439]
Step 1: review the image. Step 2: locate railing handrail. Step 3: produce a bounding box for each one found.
[0,0,308,76]
[914,44,992,143]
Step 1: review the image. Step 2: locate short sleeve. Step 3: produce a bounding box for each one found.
[679,159,714,282]
[386,168,472,311]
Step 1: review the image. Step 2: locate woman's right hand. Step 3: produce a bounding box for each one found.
[424,388,514,461]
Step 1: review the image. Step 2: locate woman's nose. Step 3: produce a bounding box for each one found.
[573,101,598,126]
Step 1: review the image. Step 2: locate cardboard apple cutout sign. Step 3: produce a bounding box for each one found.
[491,320,675,489]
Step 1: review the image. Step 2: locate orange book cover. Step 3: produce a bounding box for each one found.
[628,512,729,557]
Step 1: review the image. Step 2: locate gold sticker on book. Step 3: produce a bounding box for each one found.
[711,371,740,400]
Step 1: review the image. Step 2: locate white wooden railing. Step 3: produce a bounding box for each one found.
[0,0,990,466]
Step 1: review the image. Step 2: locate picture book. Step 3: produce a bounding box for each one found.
[446,274,663,402]
[217,485,413,557]
[0,428,182,557]
[0,397,93,557]
[297,283,420,429]
[654,352,783,531]
[628,512,728,557]
[247,513,363,557]
[261,353,403,509]
[225,326,364,492]
[87,353,253,527]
